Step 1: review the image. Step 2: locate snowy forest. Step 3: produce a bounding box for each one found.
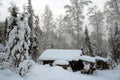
[0,0,120,80]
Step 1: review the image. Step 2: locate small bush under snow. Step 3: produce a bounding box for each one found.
[0,51,9,70]
[18,60,35,77]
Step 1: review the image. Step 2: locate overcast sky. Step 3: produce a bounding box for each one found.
[0,0,108,21]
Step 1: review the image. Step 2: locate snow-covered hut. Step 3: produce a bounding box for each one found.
[39,49,84,71]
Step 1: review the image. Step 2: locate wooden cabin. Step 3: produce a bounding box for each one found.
[39,49,109,72]
[39,49,84,71]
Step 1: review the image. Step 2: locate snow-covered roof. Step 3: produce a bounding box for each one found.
[39,49,82,61]
[79,56,96,63]
[94,56,108,62]
[53,60,69,65]
[79,56,108,63]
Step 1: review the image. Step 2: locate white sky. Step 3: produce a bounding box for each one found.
[0,0,108,21]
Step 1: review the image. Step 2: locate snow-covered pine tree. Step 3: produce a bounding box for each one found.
[31,14,42,62]
[27,0,39,62]
[110,22,120,62]
[83,26,93,56]
[6,4,31,69]
[6,4,19,61]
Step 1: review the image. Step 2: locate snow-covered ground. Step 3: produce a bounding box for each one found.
[0,64,120,80]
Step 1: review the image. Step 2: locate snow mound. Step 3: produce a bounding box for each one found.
[0,69,23,80]
[19,60,35,68]
[26,64,78,80]
[18,60,35,76]
[0,64,120,80]
[0,62,10,70]
[26,64,120,80]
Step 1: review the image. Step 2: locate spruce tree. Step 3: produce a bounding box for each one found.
[83,26,93,56]
[27,0,39,62]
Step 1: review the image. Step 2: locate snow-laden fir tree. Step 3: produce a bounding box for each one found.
[26,0,40,62]
[31,14,42,62]
[6,4,31,68]
[83,26,93,56]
